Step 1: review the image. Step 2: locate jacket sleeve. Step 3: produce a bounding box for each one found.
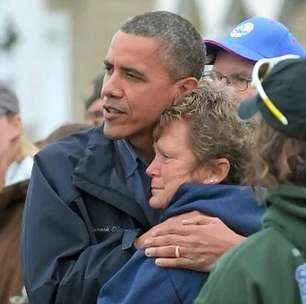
[22,157,134,304]
[194,246,261,304]
[98,250,206,304]
[97,251,180,304]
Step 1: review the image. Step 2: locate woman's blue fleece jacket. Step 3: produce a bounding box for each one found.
[97,183,264,304]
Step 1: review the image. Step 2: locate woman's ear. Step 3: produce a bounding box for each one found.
[203,158,231,184]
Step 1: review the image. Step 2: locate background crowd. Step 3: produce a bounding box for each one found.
[1,4,306,304]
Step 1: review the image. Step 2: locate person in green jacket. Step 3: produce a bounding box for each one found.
[195,56,306,304]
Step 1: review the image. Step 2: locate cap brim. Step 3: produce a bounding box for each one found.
[204,39,261,64]
[237,97,259,120]
[204,40,226,64]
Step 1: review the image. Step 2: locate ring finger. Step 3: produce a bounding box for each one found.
[145,245,185,258]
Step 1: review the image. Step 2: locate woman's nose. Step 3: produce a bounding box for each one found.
[146,158,160,177]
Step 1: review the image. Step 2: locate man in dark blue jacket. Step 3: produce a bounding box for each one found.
[22,11,206,304]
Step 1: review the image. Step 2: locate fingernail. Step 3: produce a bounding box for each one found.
[155,259,161,266]
[145,248,152,257]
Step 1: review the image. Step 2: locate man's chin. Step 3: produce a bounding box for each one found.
[103,124,125,139]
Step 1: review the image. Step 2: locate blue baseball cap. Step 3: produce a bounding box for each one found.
[205,16,306,63]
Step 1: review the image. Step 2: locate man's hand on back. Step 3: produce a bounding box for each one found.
[136,211,245,272]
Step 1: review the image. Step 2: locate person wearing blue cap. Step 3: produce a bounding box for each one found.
[195,57,306,304]
[204,16,306,100]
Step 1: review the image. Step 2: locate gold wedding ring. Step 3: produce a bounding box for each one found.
[175,246,181,258]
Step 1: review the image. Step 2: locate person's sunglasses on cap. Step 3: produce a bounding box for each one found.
[250,54,300,125]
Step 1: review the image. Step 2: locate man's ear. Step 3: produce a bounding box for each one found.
[202,158,231,184]
[176,77,198,95]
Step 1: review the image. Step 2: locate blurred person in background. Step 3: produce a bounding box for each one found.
[36,122,91,149]
[196,57,306,304]
[203,16,306,100]
[84,74,105,126]
[0,83,37,304]
[0,180,29,304]
[0,82,37,191]
[0,121,90,304]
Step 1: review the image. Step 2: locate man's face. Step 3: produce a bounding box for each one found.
[101,31,181,146]
[146,119,210,209]
[213,50,256,100]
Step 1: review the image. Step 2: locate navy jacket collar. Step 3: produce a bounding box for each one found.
[72,127,150,229]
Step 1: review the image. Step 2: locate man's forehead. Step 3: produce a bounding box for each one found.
[106,31,161,57]
[104,32,170,77]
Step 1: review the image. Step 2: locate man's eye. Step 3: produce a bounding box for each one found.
[126,72,141,80]
[236,76,246,82]
[235,75,251,83]
[214,73,226,81]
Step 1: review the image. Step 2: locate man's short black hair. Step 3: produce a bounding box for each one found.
[121,11,206,81]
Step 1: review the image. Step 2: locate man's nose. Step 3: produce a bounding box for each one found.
[101,73,123,99]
